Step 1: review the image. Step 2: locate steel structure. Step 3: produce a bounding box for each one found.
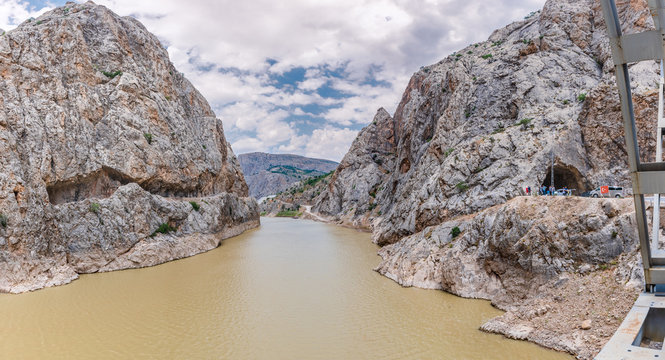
[597,0,665,358]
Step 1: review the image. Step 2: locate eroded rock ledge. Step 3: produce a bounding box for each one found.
[375,197,642,359]
[0,183,258,294]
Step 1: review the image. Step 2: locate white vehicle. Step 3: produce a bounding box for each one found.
[589,186,624,198]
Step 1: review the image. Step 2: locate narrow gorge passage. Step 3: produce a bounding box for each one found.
[0,218,570,359]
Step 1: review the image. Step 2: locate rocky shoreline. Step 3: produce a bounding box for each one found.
[279,196,642,359]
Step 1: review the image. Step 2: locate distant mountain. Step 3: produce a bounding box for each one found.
[238,152,338,199]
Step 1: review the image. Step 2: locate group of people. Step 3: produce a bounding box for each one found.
[525,185,569,196]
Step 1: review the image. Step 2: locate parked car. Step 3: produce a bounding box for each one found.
[579,191,592,197]
[554,189,570,196]
[589,186,624,198]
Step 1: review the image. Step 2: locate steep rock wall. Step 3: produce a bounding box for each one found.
[0,2,258,293]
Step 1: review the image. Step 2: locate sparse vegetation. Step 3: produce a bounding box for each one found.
[465,111,471,118]
[151,223,176,237]
[368,203,377,211]
[450,226,461,238]
[0,213,7,228]
[481,54,493,59]
[515,118,532,126]
[563,99,570,105]
[143,132,153,144]
[491,40,503,47]
[577,92,587,102]
[102,70,122,79]
[467,51,472,54]
[260,211,267,216]
[89,202,100,213]
[611,230,618,238]
[276,210,300,217]
[444,148,454,157]
[190,201,200,211]
[492,126,505,134]
[456,182,469,192]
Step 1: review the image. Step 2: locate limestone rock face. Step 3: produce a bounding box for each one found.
[312,107,396,229]
[375,197,642,359]
[308,0,657,246]
[0,2,258,293]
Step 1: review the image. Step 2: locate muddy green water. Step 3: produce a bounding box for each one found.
[0,218,571,359]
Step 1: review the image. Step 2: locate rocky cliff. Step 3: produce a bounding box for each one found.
[0,1,258,293]
[312,0,656,246]
[238,152,338,199]
[376,197,642,359]
[289,0,657,358]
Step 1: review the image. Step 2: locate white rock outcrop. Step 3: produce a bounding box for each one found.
[0,2,258,293]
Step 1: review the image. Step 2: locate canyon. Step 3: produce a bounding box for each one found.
[267,0,659,357]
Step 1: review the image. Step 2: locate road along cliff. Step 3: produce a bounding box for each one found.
[0,2,258,293]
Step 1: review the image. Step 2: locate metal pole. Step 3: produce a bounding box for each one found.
[599,0,653,287]
[654,60,665,251]
[550,151,554,190]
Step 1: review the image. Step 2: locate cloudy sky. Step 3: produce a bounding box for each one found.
[1,0,545,161]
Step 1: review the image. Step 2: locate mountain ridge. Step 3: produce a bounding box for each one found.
[238,152,338,199]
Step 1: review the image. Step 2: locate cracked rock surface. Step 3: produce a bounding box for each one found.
[0,2,258,293]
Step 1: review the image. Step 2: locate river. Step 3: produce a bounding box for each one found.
[0,217,571,359]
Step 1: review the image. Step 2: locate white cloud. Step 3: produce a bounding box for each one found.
[0,0,52,30]
[304,127,360,161]
[8,0,547,161]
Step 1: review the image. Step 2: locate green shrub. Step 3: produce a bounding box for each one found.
[467,51,472,54]
[260,211,267,216]
[89,202,100,213]
[151,223,176,237]
[0,214,7,228]
[189,201,200,211]
[611,230,618,238]
[492,126,505,134]
[563,99,570,105]
[450,226,461,238]
[577,92,587,102]
[368,203,377,211]
[465,111,471,118]
[143,132,153,144]
[481,54,493,59]
[444,148,454,157]
[102,70,122,79]
[456,182,469,192]
[276,210,300,217]
[515,118,532,126]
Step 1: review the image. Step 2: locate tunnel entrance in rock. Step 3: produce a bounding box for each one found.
[541,164,588,194]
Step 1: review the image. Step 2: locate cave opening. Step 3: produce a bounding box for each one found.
[541,164,589,194]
